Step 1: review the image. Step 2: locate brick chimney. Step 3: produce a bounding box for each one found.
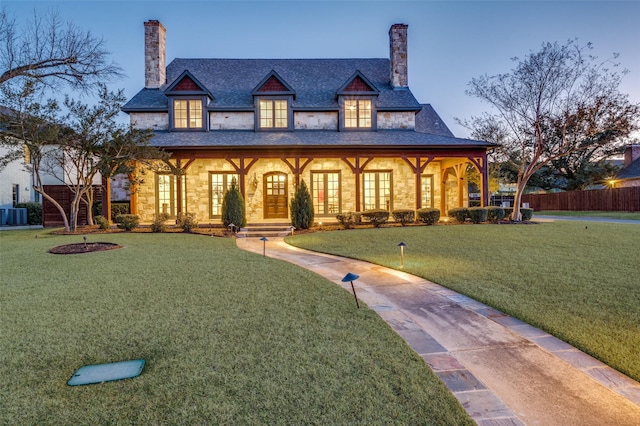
[144,20,166,89]
[389,24,408,89]
[624,144,640,167]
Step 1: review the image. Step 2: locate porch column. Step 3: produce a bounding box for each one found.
[176,160,183,215]
[481,159,489,207]
[101,176,112,221]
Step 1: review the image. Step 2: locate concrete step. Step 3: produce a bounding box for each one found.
[236,223,293,238]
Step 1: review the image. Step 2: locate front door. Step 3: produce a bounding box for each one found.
[264,172,288,219]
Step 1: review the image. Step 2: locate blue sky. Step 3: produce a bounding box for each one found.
[4,0,640,137]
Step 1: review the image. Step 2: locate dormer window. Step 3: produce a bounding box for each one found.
[337,71,379,131]
[252,71,295,131]
[174,99,203,129]
[164,71,212,131]
[259,99,288,129]
[344,99,372,128]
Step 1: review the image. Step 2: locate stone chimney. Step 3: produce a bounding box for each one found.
[144,20,166,89]
[624,144,640,167]
[389,24,408,89]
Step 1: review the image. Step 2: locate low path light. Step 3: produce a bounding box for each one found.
[228,223,235,234]
[260,236,268,257]
[341,272,360,309]
[290,226,295,239]
[397,241,407,268]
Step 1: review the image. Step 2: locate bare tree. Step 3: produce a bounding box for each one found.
[460,40,639,220]
[0,7,122,91]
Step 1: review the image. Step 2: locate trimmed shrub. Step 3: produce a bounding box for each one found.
[94,215,110,230]
[467,207,488,224]
[502,207,533,221]
[150,212,170,233]
[177,212,198,233]
[416,208,440,225]
[15,202,42,225]
[222,179,246,228]
[336,212,356,229]
[392,209,415,226]
[290,179,314,229]
[111,202,130,217]
[486,206,506,222]
[448,208,468,223]
[361,209,389,228]
[115,214,139,231]
[503,207,514,219]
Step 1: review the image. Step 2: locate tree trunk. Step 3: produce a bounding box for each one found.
[510,182,526,222]
[35,186,70,232]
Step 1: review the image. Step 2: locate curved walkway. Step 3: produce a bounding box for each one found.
[237,237,640,426]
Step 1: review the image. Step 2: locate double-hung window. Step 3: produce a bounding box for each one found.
[173,99,203,129]
[259,99,288,129]
[344,99,372,129]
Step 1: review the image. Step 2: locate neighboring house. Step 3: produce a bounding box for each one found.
[613,145,640,188]
[0,146,35,210]
[121,20,493,224]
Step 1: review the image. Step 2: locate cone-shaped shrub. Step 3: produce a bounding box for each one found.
[290,179,314,229]
[222,178,246,228]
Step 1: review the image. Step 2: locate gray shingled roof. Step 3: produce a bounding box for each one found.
[415,104,455,137]
[147,129,493,149]
[123,58,422,112]
[617,157,640,180]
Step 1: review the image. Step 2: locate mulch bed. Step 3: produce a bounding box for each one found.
[49,242,122,255]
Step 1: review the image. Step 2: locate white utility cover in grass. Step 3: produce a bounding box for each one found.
[67,359,145,386]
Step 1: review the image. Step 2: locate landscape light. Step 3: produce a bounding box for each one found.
[397,241,407,268]
[341,272,360,309]
[260,236,268,257]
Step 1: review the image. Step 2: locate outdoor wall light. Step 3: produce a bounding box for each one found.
[341,272,360,309]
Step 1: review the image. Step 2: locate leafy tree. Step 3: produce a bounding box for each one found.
[0,7,122,91]
[0,82,164,232]
[221,178,246,229]
[290,179,314,229]
[461,39,639,220]
[528,151,623,191]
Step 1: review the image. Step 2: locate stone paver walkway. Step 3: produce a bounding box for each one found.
[237,237,640,426]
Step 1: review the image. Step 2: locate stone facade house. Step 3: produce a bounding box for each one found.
[120,20,493,224]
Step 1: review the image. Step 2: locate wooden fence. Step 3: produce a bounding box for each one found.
[42,185,103,227]
[522,187,640,212]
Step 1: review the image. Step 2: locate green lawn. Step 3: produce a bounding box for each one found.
[0,230,473,425]
[287,221,640,383]
[536,210,640,220]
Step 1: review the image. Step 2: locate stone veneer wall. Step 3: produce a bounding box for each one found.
[294,112,338,130]
[130,112,168,130]
[377,111,415,130]
[210,112,254,130]
[133,157,447,223]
